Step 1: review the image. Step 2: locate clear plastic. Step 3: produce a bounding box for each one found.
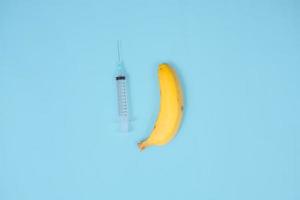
[116,63,129,132]
[115,41,130,132]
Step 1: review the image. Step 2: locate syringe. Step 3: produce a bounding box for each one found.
[115,41,130,132]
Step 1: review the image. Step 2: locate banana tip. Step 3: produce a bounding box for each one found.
[137,141,147,151]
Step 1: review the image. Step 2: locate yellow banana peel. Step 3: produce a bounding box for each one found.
[138,63,184,150]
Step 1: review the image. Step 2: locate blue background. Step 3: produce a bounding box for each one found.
[0,0,299,199]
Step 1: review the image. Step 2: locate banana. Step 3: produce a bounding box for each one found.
[138,63,184,150]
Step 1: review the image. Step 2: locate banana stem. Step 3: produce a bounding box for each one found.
[137,141,149,151]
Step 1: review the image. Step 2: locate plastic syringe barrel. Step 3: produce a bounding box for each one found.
[116,74,129,132]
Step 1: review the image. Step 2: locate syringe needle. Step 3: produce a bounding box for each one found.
[117,40,121,64]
